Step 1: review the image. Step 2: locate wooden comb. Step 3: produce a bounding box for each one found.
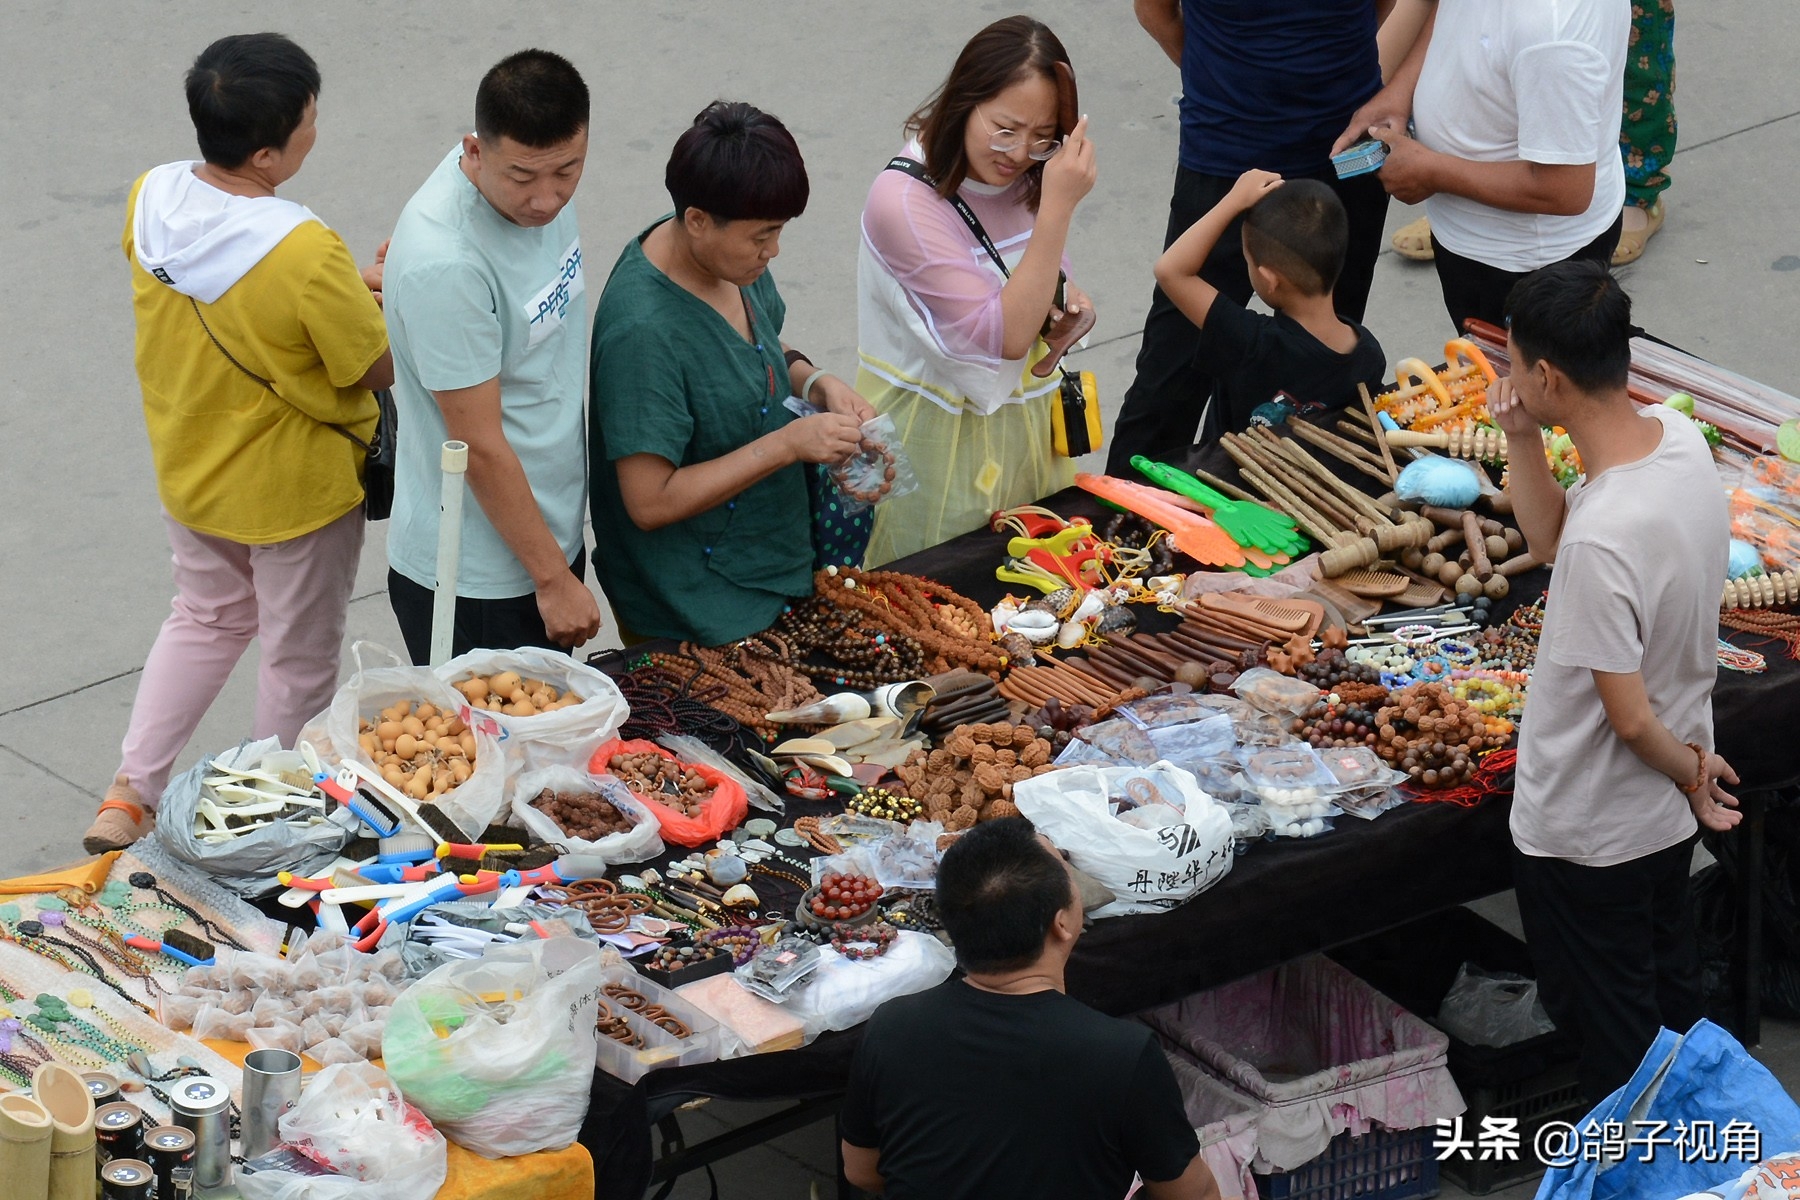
[1334,569,1410,599]
[1196,593,1324,639]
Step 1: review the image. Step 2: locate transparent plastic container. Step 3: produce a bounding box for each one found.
[593,964,721,1083]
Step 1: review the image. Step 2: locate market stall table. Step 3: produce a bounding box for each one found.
[580,472,1793,1199]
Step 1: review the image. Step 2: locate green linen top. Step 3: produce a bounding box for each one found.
[588,217,813,645]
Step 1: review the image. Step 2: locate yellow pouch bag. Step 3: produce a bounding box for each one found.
[1052,371,1103,458]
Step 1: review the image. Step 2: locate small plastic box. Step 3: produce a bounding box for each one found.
[593,963,721,1083]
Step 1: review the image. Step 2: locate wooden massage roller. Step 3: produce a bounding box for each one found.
[1384,426,1514,460]
[1722,569,1800,610]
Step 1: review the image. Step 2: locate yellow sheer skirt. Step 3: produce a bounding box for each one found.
[861,368,1074,567]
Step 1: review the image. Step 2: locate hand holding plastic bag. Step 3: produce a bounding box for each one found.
[235,1062,446,1200]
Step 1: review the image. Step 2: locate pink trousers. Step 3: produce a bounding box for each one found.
[116,509,364,804]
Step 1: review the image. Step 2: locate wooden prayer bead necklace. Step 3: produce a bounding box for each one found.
[767,598,927,689]
[818,568,1009,679]
[654,643,818,741]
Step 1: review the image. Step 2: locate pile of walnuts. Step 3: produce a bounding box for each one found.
[530,788,635,841]
[894,722,1056,832]
[1374,681,1490,788]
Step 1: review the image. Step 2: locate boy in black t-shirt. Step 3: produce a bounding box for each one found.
[839,819,1216,1200]
[1152,170,1387,443]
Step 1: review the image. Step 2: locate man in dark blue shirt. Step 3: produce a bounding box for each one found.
[1107,1,1395,471]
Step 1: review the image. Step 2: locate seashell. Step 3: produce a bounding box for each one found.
[1006,610,1059,643]
[999,631,1036,665]
[797,754,855,777]
[766,693,872,724]
[1056,619,1087,649]
[821,718,901,749]
[721,883,760,907]
[771,737,840,757]
[1096,605,1138,634]
[706,854,749,886]
[990,599,1021,635]
[1071,591,1107,622]
[1043,587,1078,616]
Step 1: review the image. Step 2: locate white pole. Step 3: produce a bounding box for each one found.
[429,440,469,667]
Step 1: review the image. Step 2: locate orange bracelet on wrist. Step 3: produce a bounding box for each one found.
[1678,742,1708,795]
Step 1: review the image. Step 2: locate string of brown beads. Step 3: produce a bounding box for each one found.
[1373,681,1489,788]
[818,568,1009,679]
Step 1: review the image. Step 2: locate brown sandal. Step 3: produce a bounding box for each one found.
[82,777,155,854]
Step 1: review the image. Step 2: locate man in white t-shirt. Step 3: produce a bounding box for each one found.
[1334,0,1629,331]
[1491,261,1734,1102]
[383,49,602,663]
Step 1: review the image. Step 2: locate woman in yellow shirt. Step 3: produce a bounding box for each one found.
[89,33,391,853]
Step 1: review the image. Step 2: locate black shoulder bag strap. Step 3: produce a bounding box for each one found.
[187,296,372,454]
[882,156,1013,278]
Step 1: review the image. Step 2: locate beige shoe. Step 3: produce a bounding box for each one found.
[82,776,155,854]
[1391,215,1435,261]
[1612,200,1666,266]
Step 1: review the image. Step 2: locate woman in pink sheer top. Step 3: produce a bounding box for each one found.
[855,15,1099,564]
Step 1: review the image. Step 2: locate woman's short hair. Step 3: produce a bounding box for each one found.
[666,101,809,224]
[474,49,590,149]
[906,15,1074,212]
[936,817,1074,974]
[185,33,321,168]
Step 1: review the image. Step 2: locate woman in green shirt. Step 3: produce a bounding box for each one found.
[589,102,876,645]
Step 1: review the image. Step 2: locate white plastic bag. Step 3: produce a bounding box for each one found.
[508,765,664,865]
[1435,963,1555,1048]
[235,1062,447,1200]
[785,930,956,1039]
[381,937,603,1158]
[297,642,505,839]
[437,646,628,771]
[1013,761,1234,918]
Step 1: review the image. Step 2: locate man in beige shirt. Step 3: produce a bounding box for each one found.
[1493,260,1735,1102]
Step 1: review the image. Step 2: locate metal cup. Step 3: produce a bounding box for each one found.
[240,1049,303,1160]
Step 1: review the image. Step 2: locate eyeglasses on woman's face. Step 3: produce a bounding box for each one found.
[974,107,1061,161]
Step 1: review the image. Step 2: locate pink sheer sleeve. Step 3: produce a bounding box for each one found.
[860,167,1008,364]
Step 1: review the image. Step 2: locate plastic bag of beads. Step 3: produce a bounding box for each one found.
[311,1037,366,1067]
[340,1018,387,1061]
[1331,784,1407,821]
[1074,718,1159,765]
[1267,810,1337,839]
[219,989,257,1015]
[287,952,326,993]
[587,738,749,848]
[368,948,410,983]
[226,951,287,993]
[193,1004,254,1041]
[874,821,945,890]
[251,994,293,1024]
[302,1013,336,1047]
[159,993,204,1030]
[245,1020,306,1057]
[1145,715,1236,764]
[1238,747,1339,818]
[1117,692,1219,729]
[1230,668,1324,716]
[831,413,920,516]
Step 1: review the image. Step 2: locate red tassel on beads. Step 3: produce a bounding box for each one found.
[1405,747,1518,808]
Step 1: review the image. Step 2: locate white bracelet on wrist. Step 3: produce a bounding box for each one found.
[803,369,834,406]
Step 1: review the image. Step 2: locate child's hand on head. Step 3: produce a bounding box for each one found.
[1228,169,1284,211]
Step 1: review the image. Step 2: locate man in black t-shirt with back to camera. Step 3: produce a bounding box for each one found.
[840,818,1216,1199]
